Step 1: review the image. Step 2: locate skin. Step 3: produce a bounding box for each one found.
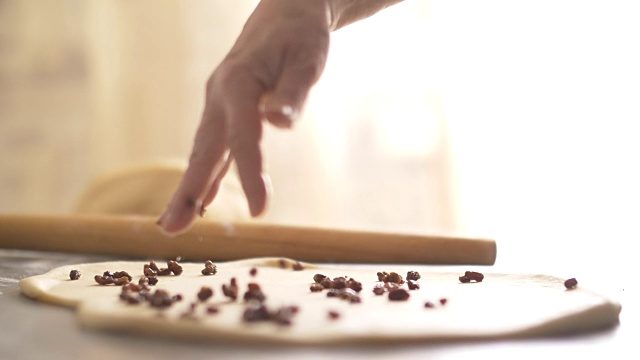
[157,0,403,236]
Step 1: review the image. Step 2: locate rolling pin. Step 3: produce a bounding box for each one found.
[0,214,496,265]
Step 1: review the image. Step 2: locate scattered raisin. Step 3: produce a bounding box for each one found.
[69,270,81,280]
[149,260,160,272]
[377,272,388,282]
[156,268,172,276]
[222,277,239,301]
[320,278,334,289]
[197,286,214,302]
[113,276,131,286]
[313,274,327,283]
[388,289,410,301]
[327,288,361,303]
[167,260,183,275]
[278,259,288,269]
[564,278,578,289]
[201,261,218,276]
[143,264,157,277]
[439,298,448,306]
[243,283,266,303]
[458,275,471,283]
[347,278,363,292]
[328,311,340,320]
[243,305,272,322]
[206,306,219,314]
[373,285,386,296]
[310,283,324,292]
[333,277,347,289]
[424,301,435,308]
[465,271,484,282]
[292,262,304,271]
[172,294,183,302]
[406,271,421,281]
[249,267,257,277]
[148,289,174,308]
[94,275,114,285]
[407,280,420,290]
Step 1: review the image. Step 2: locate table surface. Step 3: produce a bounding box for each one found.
[0,249,636,360]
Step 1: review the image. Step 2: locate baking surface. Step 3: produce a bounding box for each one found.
[20,258,620,344]
[1,249,636,359]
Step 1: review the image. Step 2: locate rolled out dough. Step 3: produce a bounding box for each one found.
[19,258,621,345]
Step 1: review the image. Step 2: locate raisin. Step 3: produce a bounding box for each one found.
[197,286,214,302]
[249,267,257,277]
[328,311,340,320]
[407,280,420,290]
[439,298,448,305]
[292,262,304,271]
[424,301,435,308]
[313,274,327,283]
[406,271,421,281]
[459,275,471,283]
[149,260,160,272]
[202,260,217,275]
[222,277,239,301]
[94,275,114,285]
[347,278,363,292]
[206,306,219,314]
[564,278,578,289]
[320,278,334,289]
[243,305,271,322]
[156,268,172,276]
[388,272,404,284]
[143,265,157,277]
[243,283,266,303]
[69,270,81,280]
[388,289,410,301]
[465,271,484,282]
[332,277,347,289]
[167,260,183,275]
[373,285,385,296]
[310,283,324,292]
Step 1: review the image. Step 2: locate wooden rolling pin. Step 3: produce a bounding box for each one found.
[0,214,496,265]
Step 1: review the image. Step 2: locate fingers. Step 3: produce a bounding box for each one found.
[199,155,233,217]
[225,73,269,217]
[263,40,328,129]
[157,104,228,236]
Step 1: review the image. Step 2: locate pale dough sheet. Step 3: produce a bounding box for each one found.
[19,258,621,345]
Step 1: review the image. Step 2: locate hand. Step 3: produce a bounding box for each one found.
[157,0,332,235]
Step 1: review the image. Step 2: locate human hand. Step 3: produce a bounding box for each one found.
[157,0,332,235]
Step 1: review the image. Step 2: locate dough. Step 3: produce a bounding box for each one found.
[19,258,621,345]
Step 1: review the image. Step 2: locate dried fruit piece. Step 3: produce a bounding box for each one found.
[249,267,257,277]
[373,285,386,296]
[243,283,266,303]
[564,278,578,289]
[201,260,217,276]
[406,271,421,281]
[292,262,304,271]
[310,283,324,292]
[197,286,214,302]
[313,274,327,283]
[69,270,81,280]
[407,280,420,290]
[167,260,183,275]
[222,277,239,301]
[388,289,410,301]
[328,311,340,320]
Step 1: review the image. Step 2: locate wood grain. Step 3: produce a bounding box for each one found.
[0,214,496,265]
